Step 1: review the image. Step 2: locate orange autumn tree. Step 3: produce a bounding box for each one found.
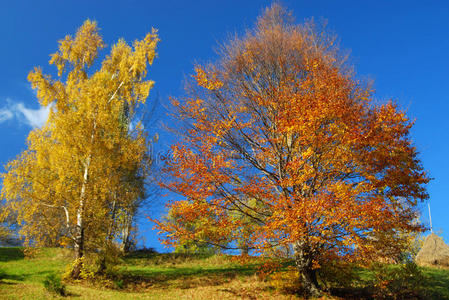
[156,4,429,296]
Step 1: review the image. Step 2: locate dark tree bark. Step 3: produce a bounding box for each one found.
[293,240,321,297]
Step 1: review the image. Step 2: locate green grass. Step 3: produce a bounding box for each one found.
[1,247,449,299]
[0,247,69,284]
[0,248,284,299]
[422,266,449,299]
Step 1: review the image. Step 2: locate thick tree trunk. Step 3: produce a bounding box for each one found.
[293,240,321,298]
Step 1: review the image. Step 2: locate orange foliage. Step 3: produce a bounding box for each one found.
[154,4,429,295]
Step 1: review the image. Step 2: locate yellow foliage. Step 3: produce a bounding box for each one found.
[268,266,302,294]
[1,20,158,267]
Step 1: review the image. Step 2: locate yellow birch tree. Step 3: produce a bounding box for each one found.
[1,20,158,278]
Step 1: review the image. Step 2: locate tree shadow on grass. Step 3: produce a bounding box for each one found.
[329,287,375,300]
[0,247,24,262]
[0,272,26,283]
[0,269,57,284]
[63,290,81,298]
[118,264,260,290]
[117,253,298,292]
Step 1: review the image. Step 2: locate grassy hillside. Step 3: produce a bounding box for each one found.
[0,247,290,299]
[1,247,449,299]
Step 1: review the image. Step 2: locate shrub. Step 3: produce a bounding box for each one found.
[63,256,95,280]
[95,242,123,276]
[318,260,361,290]
[43,273,66,296]
[23,247,39,259]
[268,266,302,294]
[113,278,124,289]
[256,260,281,281]
[372,261,427,299]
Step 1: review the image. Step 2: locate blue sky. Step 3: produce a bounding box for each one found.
[1,0,448,251]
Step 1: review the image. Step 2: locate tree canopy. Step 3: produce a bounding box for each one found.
[155,4,429,296]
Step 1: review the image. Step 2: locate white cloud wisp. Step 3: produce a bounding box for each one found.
[0,99,51,128]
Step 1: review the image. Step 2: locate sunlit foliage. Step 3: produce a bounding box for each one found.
[1,20,158,277]
[156,4,428,296]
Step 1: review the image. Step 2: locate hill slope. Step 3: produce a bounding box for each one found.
[1,247,449,299]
